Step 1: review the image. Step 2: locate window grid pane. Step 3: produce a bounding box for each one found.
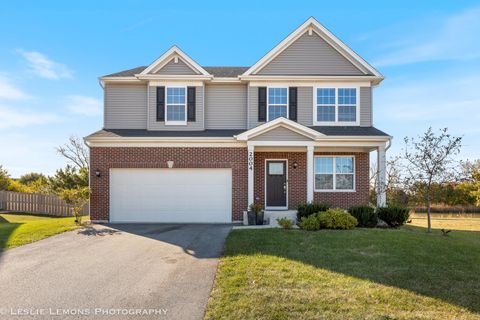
[315,156,354,190]
[338,105,356,122]
[338,88,356,105]
[166,105,185,121]
[317,105,335,122]
[167,87,186,104]
[268,88,287,120]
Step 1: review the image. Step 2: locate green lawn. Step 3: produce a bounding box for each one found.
[0,213,83,249]
[206,224,480,319]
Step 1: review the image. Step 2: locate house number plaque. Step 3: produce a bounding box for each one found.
[248,151,254,171]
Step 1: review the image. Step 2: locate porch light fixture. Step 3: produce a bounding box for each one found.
[292,161,298,169]
[167,161,174,169]
[95,169,101,178]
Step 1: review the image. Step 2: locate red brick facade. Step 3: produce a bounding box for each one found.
[89,147,248,221]
[89,147,370,222]
[313,152,370,209]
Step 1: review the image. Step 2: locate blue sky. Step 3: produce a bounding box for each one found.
[1,1,479,177]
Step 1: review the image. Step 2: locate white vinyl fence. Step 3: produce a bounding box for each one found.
[0,190,89,217]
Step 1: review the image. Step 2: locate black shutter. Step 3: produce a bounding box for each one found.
[258,87,266,122]
[187,87,196,122]
[289,87,297,121]
[156,86,165,121]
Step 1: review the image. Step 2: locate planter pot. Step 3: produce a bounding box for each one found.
[247,211,256,225]
[255,211,265,225]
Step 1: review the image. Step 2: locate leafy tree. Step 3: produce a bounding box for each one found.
[0,165,10,190]
[403,127,462,232]
[19,172,46,185]
[49,165,88,193]
[470,170,480,206]
[60,187,89,224]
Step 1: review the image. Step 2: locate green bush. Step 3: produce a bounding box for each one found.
[318,208,358,230]
[348,205,377,227]
[276,217,294,230]
[299,214,322,231]
[297,202,330,220]
[376,206,410,227]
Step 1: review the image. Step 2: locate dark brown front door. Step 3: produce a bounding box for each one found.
[266,160,287,208]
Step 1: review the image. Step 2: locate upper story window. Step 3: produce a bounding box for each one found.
[166,87,187,125]
[314,156,355,191]
[315,87,358,125]
[268,87,288,121]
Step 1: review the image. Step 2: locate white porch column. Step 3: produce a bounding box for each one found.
[306,145,314,202]
[377,144,387,207]
[247,144,255,206]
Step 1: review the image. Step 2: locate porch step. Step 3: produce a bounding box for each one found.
[264,210,297,227]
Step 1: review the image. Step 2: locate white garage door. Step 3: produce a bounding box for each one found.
[109,168,232,223]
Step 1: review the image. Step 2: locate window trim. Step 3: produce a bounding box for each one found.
[267,86,289,122]
[314,155,356,192]
[313,86,360,126]
[165,86,187,125]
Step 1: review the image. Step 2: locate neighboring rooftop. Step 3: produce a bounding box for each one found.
[102,66,250,78]
[86,126,390,140]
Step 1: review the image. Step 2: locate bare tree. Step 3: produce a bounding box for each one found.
[403,127,462,232]
[56,136,89,169]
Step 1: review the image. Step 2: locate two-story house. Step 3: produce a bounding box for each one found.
[85,17,391,223]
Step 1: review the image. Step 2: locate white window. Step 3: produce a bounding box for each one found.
[314,156,355,191]
[166,87,186,125]
[268,87,288,121]
[315,87,358,125]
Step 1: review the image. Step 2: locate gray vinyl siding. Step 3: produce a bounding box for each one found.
[104,83,147,129]
[154,59,198,75]
[297,87,313,126]
[148,86,204,130]
[205,84,247,129]
[360,87,372,126]
[257,32,364,76]
[251,127,312,141]
[248,86,261,129]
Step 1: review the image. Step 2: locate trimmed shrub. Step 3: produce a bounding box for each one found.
[318,208,358,230]
[348,205,377,228]
[297,202,330,220]
[377,206,410,227]
[299,214,322,231]
[276,217,294,230]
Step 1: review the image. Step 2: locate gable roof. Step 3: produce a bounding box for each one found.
[139,46,211,76]
[235,117,322,141]
[242,17,382,78]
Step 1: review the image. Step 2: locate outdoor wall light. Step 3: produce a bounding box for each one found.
[167,161,174,169]
[95,169,101,177]
[292,161,299,169]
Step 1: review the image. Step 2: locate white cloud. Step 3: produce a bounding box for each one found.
[0,75,29,100]
[373,7,480,67]
[66,95,102,116]
[17,49,73,79]
[0,104,60,129]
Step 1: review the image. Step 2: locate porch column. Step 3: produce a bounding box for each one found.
[306,145,314,202]
[377,144,387,207]
[247,144,254,206]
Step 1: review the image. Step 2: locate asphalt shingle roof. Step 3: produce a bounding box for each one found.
[102,66,249,78]
[86,126,390,139]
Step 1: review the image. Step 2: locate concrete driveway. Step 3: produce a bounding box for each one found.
[0,224,231,320]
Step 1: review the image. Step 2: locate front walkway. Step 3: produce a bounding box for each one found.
[0,224,231,320]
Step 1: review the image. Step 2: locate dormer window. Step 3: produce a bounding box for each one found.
[267,87,288,121]
[314,87,358,125]
[166,87,187,125]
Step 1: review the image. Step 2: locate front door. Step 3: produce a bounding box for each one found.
[266,160,287,208]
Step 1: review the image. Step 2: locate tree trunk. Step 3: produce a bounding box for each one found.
[426,184,432,233]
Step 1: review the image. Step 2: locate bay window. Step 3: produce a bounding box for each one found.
[314,156,355,191]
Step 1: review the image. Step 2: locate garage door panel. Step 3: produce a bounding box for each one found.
[110,168,232,223]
